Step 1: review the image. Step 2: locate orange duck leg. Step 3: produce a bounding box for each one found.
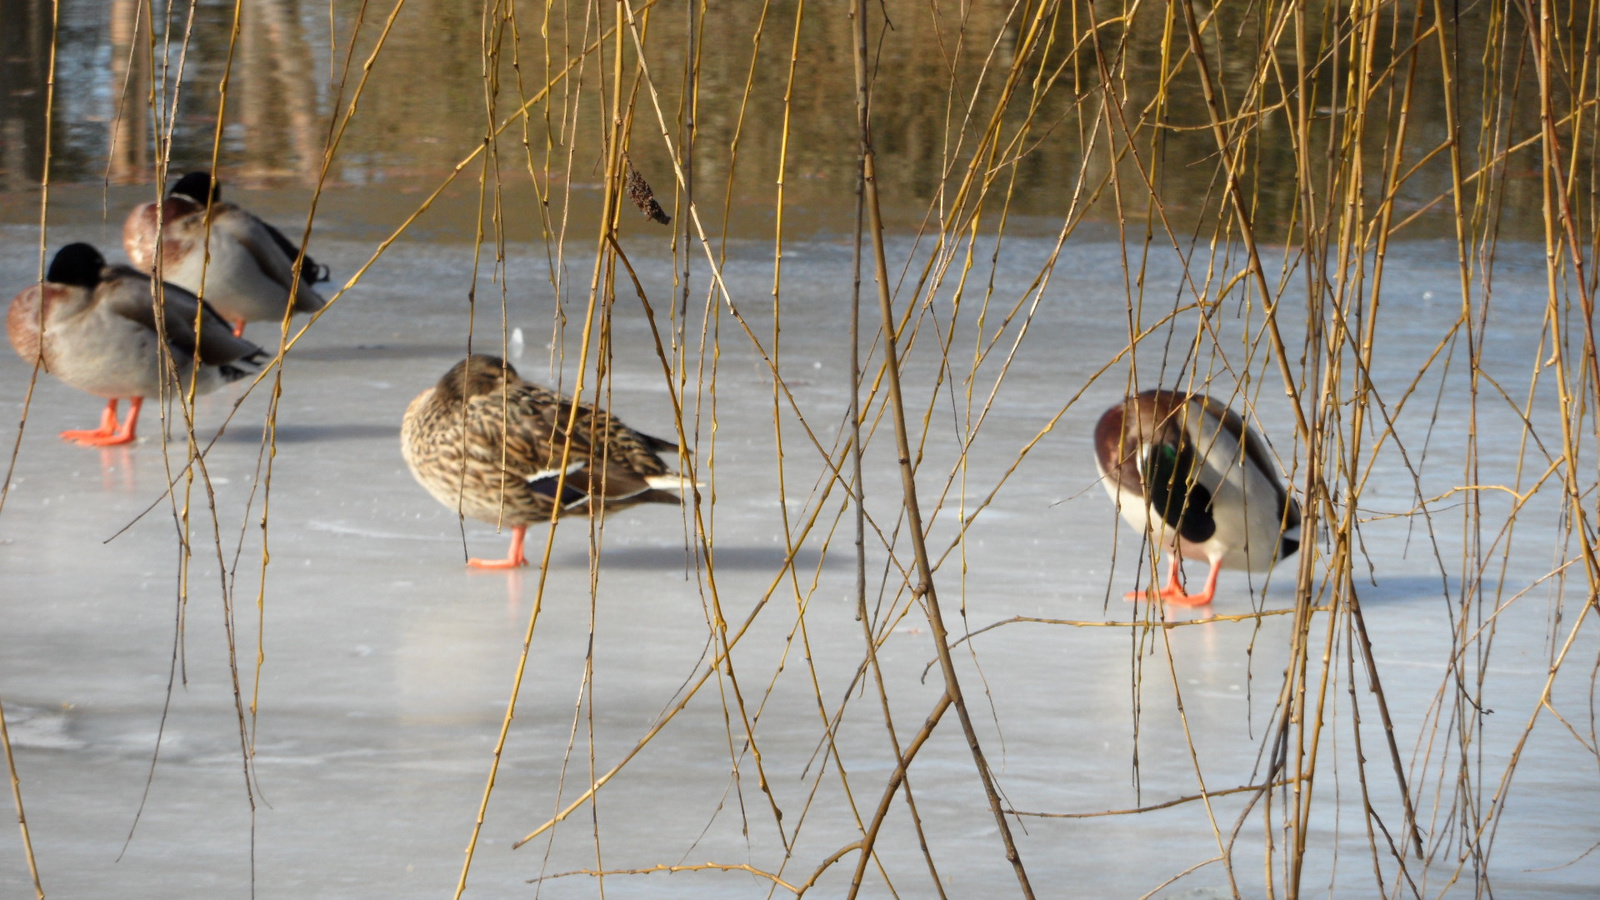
[61,398,142,447]
[468,525,530,569]
[1125,555,1219,609]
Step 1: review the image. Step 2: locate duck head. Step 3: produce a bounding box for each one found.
[437,354,518,403]
[46,243,106,288]
[171,171,220,204]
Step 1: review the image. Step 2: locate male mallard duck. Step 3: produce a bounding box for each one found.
[1094,389,1301,609]
[7,243,266,446]
[401,355,689,569]
[122,171,329,337]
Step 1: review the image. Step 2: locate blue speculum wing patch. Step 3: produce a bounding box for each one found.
[528,470,589,508]
[1143,443,1216,544]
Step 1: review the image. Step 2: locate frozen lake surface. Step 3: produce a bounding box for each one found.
[0,219,1595,898]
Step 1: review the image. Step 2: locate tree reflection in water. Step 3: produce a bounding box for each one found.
[0,0,1555,241]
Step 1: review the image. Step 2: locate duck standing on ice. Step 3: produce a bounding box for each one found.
[1094,389,1301,611]
[402,355,690,568]
[123,171,329,337]
[7,243,265,446]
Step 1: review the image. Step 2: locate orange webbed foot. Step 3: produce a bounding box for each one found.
[1124,586,1213,605]
[61,400,136,446]
[466,526,529,570]
[1152,586,1216,608]
[62,429,137,447]
[1123,557,1218,612]
[60,425,116,444]
[467,555,530,570]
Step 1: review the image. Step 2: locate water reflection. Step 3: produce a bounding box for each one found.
[106,0,151,183]
[96,445,136,492]
[0,0,1566,239]
[0,0,51,192]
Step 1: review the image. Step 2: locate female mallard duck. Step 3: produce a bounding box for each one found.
[1094,389,1301,609]
[122,171,329,337]
[402,355,689,569]
[7,243,266,446]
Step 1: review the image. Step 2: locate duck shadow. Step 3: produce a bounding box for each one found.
[287,342,466,363]
[562,544,829,571]
[1224,573,1458,608]
[212,423,398,443]
[1346,573,1460,605]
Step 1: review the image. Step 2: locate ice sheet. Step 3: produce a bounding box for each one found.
[0,222,1595,897]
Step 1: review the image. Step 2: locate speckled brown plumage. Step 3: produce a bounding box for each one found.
[402,355,684,566]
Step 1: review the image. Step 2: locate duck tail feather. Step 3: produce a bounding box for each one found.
[1278,520,1302,561]
[644,474,699,494]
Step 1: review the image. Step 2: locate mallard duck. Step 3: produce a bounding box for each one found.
[401,355,689,568]
[122,171,329,337]
[1094,389,1301,609]
[7,243,266,446]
